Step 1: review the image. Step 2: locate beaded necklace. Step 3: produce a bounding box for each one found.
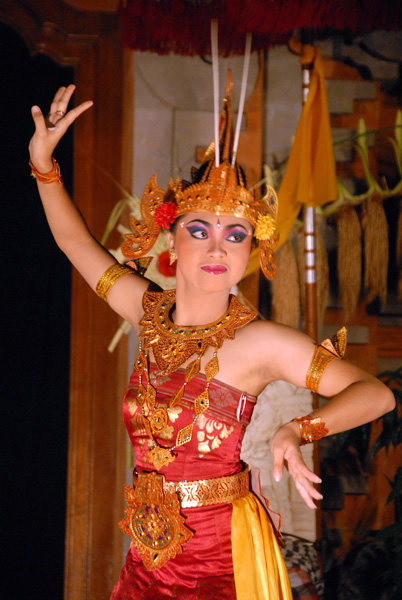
[134,290,257,470]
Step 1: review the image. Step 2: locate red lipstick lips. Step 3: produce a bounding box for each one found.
[201,265,227,274]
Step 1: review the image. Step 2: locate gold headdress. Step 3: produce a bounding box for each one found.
[122,86,279,280]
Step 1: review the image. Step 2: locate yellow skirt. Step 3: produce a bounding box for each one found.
[232,492,293,600]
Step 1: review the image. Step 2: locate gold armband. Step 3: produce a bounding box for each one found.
[96,264,135,302]
[292,415,329,445]
[306,327,347,393]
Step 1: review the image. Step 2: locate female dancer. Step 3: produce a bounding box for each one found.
[29,84,394,599]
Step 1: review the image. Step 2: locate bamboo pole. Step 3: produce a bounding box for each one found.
[301,28,321,541]
[301,29,318,343]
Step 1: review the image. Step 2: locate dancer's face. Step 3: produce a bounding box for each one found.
[166,212,253,293]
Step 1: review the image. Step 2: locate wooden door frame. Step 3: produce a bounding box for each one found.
[0,2,132,598]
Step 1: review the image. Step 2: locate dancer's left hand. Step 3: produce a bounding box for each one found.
[270,422,323,509]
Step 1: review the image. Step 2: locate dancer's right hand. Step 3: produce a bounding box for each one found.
[29,84,93,173]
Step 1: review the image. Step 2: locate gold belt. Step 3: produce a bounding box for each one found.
[164,464,249,508]
[119,465,250,571]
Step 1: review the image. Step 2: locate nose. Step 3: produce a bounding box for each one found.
[207,233,227,258]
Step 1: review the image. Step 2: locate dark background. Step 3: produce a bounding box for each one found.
[1,22,73,600]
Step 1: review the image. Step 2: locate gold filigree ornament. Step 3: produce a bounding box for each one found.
[139,290,256,373]
[119,472,193,571]
[306,327,347,393]
[292,415,329,445]
[133,289,256,470]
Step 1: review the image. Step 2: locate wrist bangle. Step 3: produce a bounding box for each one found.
[29,157,63,185]
[292,415,329,445]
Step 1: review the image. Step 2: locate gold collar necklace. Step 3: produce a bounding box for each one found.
[134,289,257,470]
[139,289,257,373]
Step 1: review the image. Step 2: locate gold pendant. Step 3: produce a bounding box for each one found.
[119,473,193,571]
[205,355,219,381]
[169,385,184,408]
[194,390,209,417]
[146,383,157,409]
[148,445,176,470]
[149,407,169,434]
[134,350,147,375]
[136,383,147,407]
[185,357,200,381]
[176,423,193,447]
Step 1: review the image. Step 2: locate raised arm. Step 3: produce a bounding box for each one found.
[246,321,395,508]
[29,85,148,328]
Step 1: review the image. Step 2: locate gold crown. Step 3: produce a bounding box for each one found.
[176,160,275,228]
[122,86,279,280]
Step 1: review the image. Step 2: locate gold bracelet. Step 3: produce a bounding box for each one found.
[95,264,135,302]
[29,157,63,185]
[306,327,347,393]
[292,415,329,445]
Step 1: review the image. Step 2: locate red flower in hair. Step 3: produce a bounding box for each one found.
[158,251,176,277]
[155,202,177,229]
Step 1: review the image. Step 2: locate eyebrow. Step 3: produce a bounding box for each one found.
[187,219,249,232]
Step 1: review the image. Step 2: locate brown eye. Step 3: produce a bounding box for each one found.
[227,231,247,243]
[187,225,208,239]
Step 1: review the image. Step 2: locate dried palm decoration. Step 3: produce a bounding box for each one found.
[362,194,389,306]
[296,223,329,332]
[271,240,300,328]
[336,205,362,322]
[397,201,402,300]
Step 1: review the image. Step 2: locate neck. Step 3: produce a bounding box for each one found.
[171,280,231,326]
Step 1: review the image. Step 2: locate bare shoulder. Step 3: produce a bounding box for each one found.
[238,318,315,359]
[233,319,316,388]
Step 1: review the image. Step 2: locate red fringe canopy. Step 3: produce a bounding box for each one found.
[119,0,402,56]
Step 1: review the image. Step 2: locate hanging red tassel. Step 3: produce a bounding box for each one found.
[119,1,402,56]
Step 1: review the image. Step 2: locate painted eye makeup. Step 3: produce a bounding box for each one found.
[186,224,209,239]
[185,220,250,242]
[226,228,248,243]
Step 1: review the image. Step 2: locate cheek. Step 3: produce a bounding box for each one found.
[174,238,202,267]
[175,235,196,255]
[232,238,252,259]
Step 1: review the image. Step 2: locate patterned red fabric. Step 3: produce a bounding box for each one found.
[123,364,255,481]
[112,366,256,599]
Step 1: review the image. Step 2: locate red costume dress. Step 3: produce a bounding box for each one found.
[111,361,292,599]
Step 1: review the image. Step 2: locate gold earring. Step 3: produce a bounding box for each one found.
[169,249,177,265]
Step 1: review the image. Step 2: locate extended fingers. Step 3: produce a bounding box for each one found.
[286,454,323,508]
[46,85,93,129]
[271,445,285,482]
[287,456,322,484]
[293,477,321,509]
[31,105,47,134]
[29,90,93,170]
[49,84,75,117]
[61,100,94,128]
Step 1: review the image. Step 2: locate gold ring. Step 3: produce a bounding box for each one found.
[55,110,66,116]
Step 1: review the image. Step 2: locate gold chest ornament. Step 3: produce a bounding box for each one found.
[134,289,256,470]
